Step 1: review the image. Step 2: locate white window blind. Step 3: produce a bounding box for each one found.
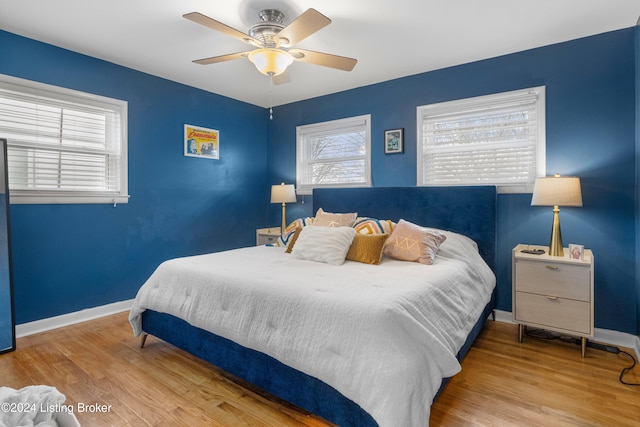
[296,114,371,195]
[0,75,128,204]
[417,87,545,193]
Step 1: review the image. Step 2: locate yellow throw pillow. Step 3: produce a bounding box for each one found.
[346,233,389,265]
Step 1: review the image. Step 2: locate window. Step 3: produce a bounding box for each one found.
[417,86,545,193]
[296,114,371,195]
[0,74,128,204]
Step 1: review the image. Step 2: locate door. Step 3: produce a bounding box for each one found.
[0,138,14,353]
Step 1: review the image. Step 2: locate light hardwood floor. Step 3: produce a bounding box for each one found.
[1,312,638,426]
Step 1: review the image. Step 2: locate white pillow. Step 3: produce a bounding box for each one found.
[291,226,356,265]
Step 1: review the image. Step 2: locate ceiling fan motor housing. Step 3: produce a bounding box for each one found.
[249,9,287,48]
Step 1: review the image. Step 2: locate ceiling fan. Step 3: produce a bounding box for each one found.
[183,8,357,84]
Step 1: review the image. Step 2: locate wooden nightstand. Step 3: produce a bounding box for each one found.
[256,227,281,246]
[512,244,594,357]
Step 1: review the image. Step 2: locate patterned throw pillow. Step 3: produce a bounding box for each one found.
[285,227,303,253]
[383,219,446,265]
[352,217,396,235]
[276,217,314,247]
[312,208,358,227]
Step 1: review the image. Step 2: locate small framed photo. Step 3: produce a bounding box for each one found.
[569,244,584,260]
[184,124,219,159]
[384,128,403,154]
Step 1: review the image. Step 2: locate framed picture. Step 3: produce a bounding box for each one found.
[184,124,219,159]
[384,128,403,154]
[569,244,584,260]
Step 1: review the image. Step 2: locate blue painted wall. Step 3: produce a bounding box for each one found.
[1,30,269,324]
[268,27,639,335]
[636,25,640,337]
[3,26,638,336]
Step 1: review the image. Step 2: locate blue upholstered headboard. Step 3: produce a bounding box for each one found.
[313,186,497,272]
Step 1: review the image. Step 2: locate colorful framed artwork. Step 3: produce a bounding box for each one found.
[184,124,219,159]
[384,128,403,154]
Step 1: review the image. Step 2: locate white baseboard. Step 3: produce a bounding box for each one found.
[16,299,133,338]
[494,309,640,360]
[493,309,515,324]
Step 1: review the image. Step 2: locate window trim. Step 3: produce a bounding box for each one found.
[0,74,129,205]
[296,114,371,196]
[416,86,546,194]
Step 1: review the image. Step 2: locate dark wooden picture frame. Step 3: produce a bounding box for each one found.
[384,128,403,154]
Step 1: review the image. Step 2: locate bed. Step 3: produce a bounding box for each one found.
[129,186,497,427]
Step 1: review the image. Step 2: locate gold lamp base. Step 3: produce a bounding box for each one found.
[548,205,564,256]
[280,202,287,233]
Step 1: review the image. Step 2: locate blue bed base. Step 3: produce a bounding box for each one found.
[140,186,497,427]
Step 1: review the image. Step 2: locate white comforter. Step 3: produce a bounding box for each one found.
[129,230,495,427]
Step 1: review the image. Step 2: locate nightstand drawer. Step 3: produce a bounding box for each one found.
[515,260,590,302]
[260,234,278,245]
[515,291,591,335]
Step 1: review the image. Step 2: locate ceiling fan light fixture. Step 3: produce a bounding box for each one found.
[248,48,294,76]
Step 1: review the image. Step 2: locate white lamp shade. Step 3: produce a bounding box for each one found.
[531,175,583,207]
[248,48,294,76]
[271,183,297,204]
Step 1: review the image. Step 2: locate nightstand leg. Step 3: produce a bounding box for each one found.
[581,337,586,358]
[518,324,524,343]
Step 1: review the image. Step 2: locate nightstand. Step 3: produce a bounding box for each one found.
[512,244,594,357]
[256,227,281,246]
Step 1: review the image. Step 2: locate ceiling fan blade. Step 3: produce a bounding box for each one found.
[289,49,357,72]
[193,51,250,65]
[276,8,331,46]
[183,12,261,47]
[272,70,291,85]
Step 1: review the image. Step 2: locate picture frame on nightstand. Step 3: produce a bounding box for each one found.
[569,244,584,260]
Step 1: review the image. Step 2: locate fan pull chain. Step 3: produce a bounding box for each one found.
[269,76,274,120]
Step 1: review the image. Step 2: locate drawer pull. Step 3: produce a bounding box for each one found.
[546,295,558,301]
[545,265,559,270]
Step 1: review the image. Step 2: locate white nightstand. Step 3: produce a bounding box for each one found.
[256,227,281,246]
[512,244,594,357]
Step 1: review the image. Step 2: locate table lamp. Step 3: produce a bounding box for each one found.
[531,174,583,256]
[271,183,297,232]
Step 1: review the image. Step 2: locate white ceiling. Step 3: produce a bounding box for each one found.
[1,0,638,108]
